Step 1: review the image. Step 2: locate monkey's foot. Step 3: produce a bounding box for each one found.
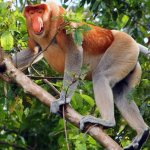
[80,115,115,131]
[124,128,149,150]
[50,98,70,114]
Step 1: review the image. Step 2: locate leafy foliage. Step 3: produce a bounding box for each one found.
[0,1,27,52]
[0,0,149,150]
[1,31,14,50]
[63,10,91,45]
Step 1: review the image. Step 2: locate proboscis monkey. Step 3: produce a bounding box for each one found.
[24,2,149,149]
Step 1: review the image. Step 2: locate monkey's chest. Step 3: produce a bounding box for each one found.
[43,44,65,73]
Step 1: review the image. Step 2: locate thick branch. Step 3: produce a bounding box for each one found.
[2,58,122,150]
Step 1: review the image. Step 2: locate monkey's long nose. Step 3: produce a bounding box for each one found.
[32,17,44,34]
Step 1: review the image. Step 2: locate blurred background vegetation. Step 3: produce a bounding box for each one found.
[0,0,149,149]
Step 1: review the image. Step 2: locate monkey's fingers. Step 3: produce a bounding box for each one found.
[79,115,115,131]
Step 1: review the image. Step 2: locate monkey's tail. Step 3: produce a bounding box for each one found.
[138,43,150,57]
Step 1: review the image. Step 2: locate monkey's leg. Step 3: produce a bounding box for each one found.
[113,65,149,150]
[51,46,83,114]
[114,89,149,150]
[80,74,116,130]
[80,31,140,131]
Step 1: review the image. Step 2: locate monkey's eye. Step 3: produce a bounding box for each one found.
[29,10,34,15]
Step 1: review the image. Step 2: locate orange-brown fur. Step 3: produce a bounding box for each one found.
[83,25,114,54]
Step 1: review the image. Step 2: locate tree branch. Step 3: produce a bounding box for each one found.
[0,58,122,150]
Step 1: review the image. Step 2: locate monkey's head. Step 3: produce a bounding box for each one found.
[24,4,51,37]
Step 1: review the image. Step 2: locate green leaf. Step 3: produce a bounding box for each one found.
[79,24,91,33]
[73,29,83,45]
[75,142,86,150]
[63,10,84,23]
[24,108,29,117]
[81,94,95,106]
[1,31,14,50]
[20,136,26,145]
[121,15,129,28]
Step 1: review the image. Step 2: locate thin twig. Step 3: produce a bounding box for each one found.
[62,75,79,150]
[27,75,63,80]
[63,106,70,150]
[31,66,60,95]
[49,129,77,137]
[84,124,99,136]
[43,79,60,95]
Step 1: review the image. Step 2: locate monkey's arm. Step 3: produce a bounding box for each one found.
[11,47,43,70]
[11,36,43,70]
[51,44,83,113]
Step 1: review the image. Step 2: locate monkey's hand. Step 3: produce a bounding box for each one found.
[80,115,115,131]
[50,96,71,114]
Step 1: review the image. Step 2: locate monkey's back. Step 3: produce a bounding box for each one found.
[82,26,114,55]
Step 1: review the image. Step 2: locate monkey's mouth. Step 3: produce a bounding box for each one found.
[34,27,44,35]
[32,17,44,35]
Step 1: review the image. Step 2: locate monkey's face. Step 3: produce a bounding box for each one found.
[24,4,51,37]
